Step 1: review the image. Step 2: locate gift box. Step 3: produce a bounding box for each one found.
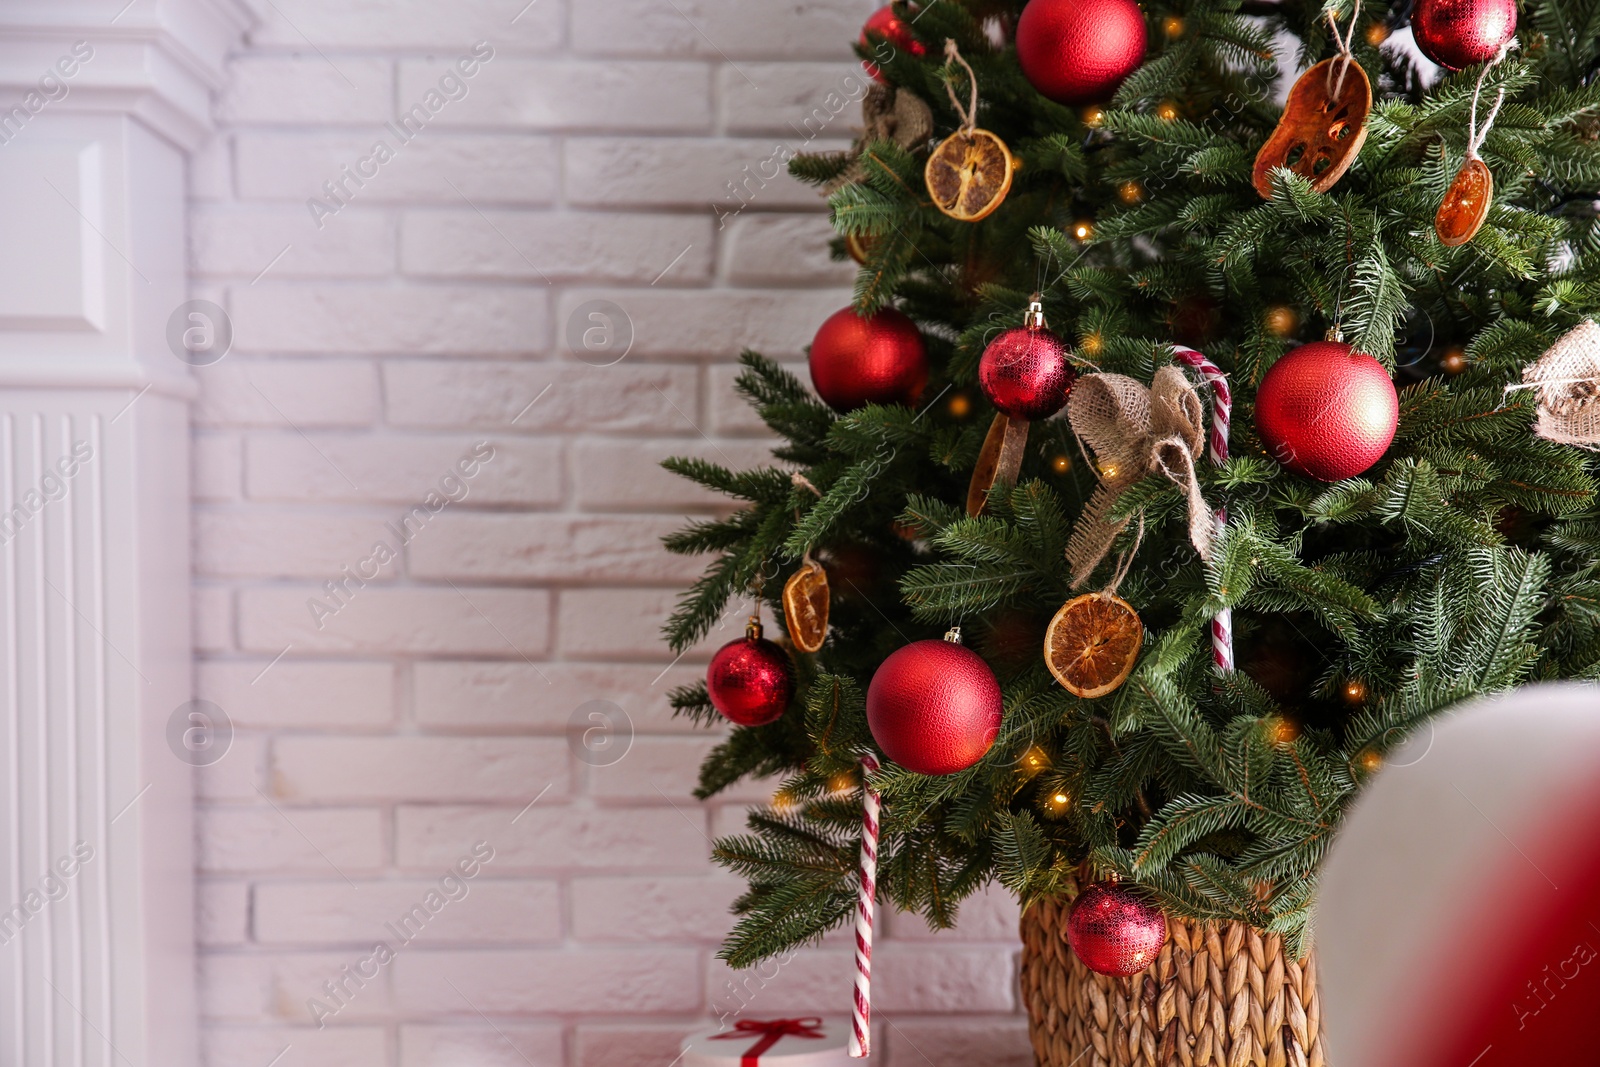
[681,1017,853,1067]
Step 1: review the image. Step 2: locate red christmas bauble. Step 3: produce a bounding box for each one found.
[860,4,926,84]
[866,637,1003,775]
[979,315,1076,421]
[1015,0,1147,106]
[1412,0,1517,70]
[1068,882,1168,977]
[1255,341,1399,482]
[809,306,928,412]
[707,627,795,727]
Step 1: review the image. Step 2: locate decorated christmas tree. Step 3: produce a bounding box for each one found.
[665,1,1600,1061]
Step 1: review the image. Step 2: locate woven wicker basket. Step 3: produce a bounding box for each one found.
[1020,896,1328,1067]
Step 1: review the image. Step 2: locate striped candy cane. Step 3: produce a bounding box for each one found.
[1170,345,1235,674]
[849,752,882,1058]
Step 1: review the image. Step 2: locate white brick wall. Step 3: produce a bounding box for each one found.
[191,3,1030,1064]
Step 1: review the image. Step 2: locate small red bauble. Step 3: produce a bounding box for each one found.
[1412,0,1517,70]
[866,631,1003,775]
[979,301,1076,420]
[1255,340,1399,482]
[1067,881,1168,977]
[1015,0,1147,106]
[809,306,928,412]
[860,4,927,84]
[707,619,795,727]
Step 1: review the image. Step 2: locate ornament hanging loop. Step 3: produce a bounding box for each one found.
[1466,38,1518,162]
[791,472,825,567]
[1103,513,1146,601]
[942,39,979,134]
[791,471,824,499]
[747,554,780,608]
[1325,1,1362,99]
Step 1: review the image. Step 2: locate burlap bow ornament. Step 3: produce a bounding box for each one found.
[1065,366,1217,588]
[1523,319,1600,450]
[825,84,935,194]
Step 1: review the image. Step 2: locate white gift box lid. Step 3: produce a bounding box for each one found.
[681,1017,853,1067]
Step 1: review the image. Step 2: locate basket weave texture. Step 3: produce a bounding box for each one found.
[1019,896,1328,1067]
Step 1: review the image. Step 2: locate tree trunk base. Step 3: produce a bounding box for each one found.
[1020,896,1328,1067]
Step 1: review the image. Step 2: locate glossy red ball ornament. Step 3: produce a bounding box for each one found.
[979,301,1076,420]
[707,619,795,727]
[1015,0,1147,106]
[809,306,928,412]
[860,4,927,84]
[1255,340,1399,482]
[1067,881,1168,977]
[866,632,1003,775]
[1412,0,1517,70]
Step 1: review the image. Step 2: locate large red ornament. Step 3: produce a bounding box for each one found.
[860,4,926,84]
[809,306,928,412]
[1067,881,1168,977]
[979,300,1076,420]
[1412,0,1517,70]
[866,631,1002,775]
[1255,340,1399,482]
[707,619,795,727]
[1015,0,1147,106]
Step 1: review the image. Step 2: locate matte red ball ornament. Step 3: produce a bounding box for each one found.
[707,618,795,727]
[1067,881,1168,977]
[1412,0,1517,70]
[866,629,1002,775]
[860,4,927,84]
[1255,340,1399,482]
[979,300,1076,420]
[809,306,928,412]
[1015,0,1147,106]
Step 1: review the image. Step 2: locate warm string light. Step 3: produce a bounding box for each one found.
[1342,678,1368,706]
[1072,219,1095,240]
[1270,718,1301,745]
[1018,747,1051,781]
[828,772,857,796]
[1364,21,1389,46]
[1264,305,1298,338]
[1440,345,1467,375]
[1156,100,1180,122]
[947,392,972,418]
[1117,180,1144,204]
[1163,15,1185,37]
[1358,750,1383,773]
[1081,105,1105,128]
[1051,454,1073,474]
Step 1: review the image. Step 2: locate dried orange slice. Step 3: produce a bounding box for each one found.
[924,128,1014,222]
[1045,593,1144,698]
[966,413,1029,517]
[1435,158,1492,247]
[1252,57,1371,199]
[845,232,878,265]
[782,558,830,653]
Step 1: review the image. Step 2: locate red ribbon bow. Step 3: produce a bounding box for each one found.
[710,1017,826,1066]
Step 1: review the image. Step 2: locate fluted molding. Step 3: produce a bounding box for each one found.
[0,2,252,1064]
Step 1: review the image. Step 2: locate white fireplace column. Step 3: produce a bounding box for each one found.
[0,2,251,1065]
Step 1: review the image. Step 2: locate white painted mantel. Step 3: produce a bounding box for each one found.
[0,2,252,1064]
